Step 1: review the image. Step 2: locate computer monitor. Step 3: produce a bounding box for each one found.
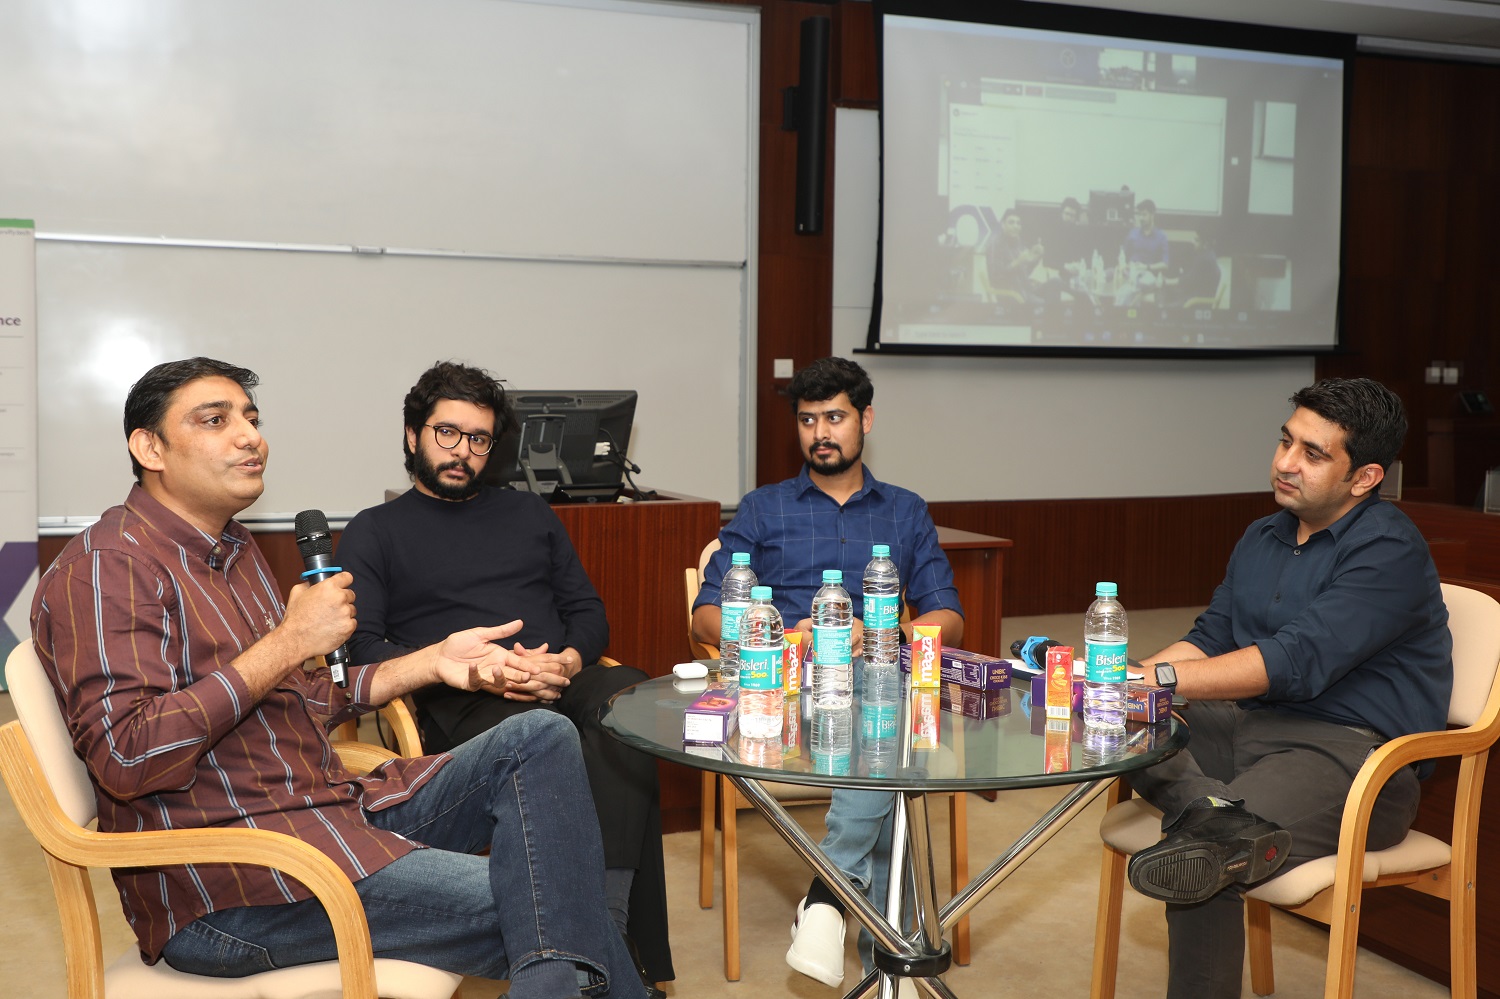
[481,389,638,503]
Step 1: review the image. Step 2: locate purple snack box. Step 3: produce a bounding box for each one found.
[683,684,740,745]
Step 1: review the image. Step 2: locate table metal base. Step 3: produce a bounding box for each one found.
[729,775,1115,998]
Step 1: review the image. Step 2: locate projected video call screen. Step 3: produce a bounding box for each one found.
[872,2,1352,357]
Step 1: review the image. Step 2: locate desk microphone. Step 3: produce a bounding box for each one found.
[294,509,350,687]
[1011,636,1065,672]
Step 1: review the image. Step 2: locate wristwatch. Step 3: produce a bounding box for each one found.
[1153,662,1178,691]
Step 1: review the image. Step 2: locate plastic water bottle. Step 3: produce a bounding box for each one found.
[739,734,783,769]
[1083,581,1128,731]
[1081,725,1125,768]
[811,569,853,709]
[737,585,785,740]
[718,552,757,683]
[862,544,901,669]
[860,699,897,778]
[811,706,853,775]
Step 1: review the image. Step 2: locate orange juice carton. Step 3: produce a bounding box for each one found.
[911,688,941,749]
[908,624,943,688]
[940,681,1011,719]
[683,684,740,745]
[1043,717,1072,773]
[783,631,806,696]
[1044,645,1075,720]
[899,644,1009,690]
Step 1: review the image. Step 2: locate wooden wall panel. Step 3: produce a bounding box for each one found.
[1324,55,1500,505]
[834,1,878,107]
[930,493,1278,617]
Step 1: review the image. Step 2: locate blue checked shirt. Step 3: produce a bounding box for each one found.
[696,466,963,626]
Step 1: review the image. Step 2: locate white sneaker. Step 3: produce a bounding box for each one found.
[786,897,846,987]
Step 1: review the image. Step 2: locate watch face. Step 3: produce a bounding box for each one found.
[1154,663,1177,688]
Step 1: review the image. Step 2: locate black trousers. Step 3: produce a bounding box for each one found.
[1130,701,1419,999]
[414,663,674,982]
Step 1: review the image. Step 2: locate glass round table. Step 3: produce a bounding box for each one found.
[604,670,1187,998]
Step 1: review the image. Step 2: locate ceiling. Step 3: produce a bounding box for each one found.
[1036,0,1500,56]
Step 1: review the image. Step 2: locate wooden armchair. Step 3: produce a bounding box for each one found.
[1090,582,1500,999]
[0,640,462,999]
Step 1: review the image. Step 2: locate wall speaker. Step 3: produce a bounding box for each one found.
[787,16,830,235]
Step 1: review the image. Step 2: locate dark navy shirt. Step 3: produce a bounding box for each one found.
[1185,494,1451,747]
[694,465,963,625]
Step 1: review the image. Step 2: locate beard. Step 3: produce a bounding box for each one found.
[805,432,864,477]
[415,449,482,501]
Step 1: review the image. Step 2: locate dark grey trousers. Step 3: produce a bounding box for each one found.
[1128,701,1421,999]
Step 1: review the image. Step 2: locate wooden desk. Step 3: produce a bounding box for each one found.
[1426,416,1500,506]
[936,525,1013,658]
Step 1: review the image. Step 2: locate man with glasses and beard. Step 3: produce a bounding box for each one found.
[336,362,672,997]
[692,356,963,995]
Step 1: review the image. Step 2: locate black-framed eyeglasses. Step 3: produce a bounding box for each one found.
[425,423,495,456]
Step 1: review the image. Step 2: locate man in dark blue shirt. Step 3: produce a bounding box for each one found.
[692,357,963,992]
[1126,377,1452,999]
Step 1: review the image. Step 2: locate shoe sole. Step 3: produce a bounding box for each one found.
[1128,822,1292,904]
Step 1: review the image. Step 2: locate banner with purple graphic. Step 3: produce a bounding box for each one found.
[0,220,38,688]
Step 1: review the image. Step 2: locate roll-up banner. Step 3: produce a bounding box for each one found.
[0,219,38,686]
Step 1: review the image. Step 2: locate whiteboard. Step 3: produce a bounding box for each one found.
[2,0,757,522]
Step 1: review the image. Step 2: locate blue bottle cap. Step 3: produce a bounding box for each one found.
[731,552,751,565]
[823,569,843,583]
[872,544,890,557]
[750,585,772,600]
[1096,581,1118,597]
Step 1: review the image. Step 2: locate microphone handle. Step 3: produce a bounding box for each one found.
[301,561,350,688]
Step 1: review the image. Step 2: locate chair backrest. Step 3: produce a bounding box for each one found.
[5,641,97,827]
[1441,582,1500,729]
[685,539,722,661]
[698,538,720,578]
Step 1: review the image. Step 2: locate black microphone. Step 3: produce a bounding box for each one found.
[1011,635,1065,672]
[294,509,350,687]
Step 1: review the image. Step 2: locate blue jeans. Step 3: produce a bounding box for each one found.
[821,787,896,972]
[161,711,644,998]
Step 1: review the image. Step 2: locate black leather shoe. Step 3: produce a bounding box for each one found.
[1127,804,1291,905]
[621,931,666,999]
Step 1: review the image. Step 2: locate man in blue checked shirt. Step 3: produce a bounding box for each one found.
[692,356,963,993]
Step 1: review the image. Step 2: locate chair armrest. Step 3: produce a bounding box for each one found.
[378,698,424,758]
[333,740,402,773]
[1329,722,1493,901]
[0,722,380,999]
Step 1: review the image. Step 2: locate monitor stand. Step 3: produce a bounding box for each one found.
[517,444,572,497]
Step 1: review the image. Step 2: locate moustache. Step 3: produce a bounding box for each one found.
[812,440,842,453]
[438,459,474,477]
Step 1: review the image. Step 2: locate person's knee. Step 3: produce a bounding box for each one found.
[514,708,579,749]
[473,706,580,759]
[587,663,648,694]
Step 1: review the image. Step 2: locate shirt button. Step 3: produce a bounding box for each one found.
[1293,549,1301,555]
